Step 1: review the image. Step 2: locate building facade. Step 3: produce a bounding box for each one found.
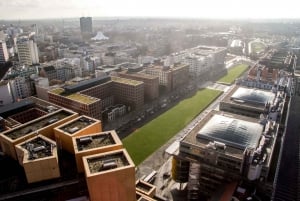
[117,70,159,101]
[0,40,9,64]
[17,36,39,66]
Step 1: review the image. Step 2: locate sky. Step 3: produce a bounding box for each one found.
[0,0,300,20]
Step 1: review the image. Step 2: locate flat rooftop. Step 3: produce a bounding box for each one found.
[3,110,73,140]
[59,116,96,135]
[111,76,143,86]
[50,88,99,104]
[0,99,35,118]
[20,136,55,160]
[75,131,118,151]
[86,150,131,174]
[182,110,262,158]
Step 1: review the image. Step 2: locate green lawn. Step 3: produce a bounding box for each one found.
[251,42,265,54]
[122,88,222,165]
[218,64,249,84]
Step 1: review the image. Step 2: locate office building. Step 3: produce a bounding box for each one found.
[73,130,123,173]
[80,17,93,39]
[0,109,78,160]
[172,81,288,200]
[171,46,227,78]
[15,135,60,183]
[16,36,39,66]
[219,86,277,118]
[173,110,280,199]
[0,96,61,130]
[49,76,144,121]
[9,76,31,99]
[0,81,13,105]
[118,70,159,101]
[144,63,189,93]
[54,115,102,153]
[83,149,136,201]
[48,88,102,120]
[0,95,138,200]
[111,76,144,110]
[0,40,9,64]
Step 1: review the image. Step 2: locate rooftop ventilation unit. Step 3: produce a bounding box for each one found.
[48,118,58,124]
[33,146,46,152]
[79,136,92,144]
[101,159,117,171]
[68,126,79,133]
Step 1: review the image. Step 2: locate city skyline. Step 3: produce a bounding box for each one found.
[1,0,300,20]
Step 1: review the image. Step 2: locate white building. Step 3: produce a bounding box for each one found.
[9,76,31,100]
[170,46,227,77]
[17,36,39,66]
[185,54,212,77]
[0,81,13,105]
[0,40,9,64]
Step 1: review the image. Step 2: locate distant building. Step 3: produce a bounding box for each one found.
[118,70,159,101]
[16,36,39,66]
[144,63,189,93]
[80,17,93,39]
[171,46,227,79]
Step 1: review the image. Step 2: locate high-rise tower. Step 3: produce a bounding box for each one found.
[80,17,93,39]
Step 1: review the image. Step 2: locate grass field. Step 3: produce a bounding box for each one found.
[218,64,249,84]
[251,42,265,54]
[122,88,222,165]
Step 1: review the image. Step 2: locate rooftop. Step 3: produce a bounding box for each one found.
[0,99,35,118]
[197,114,263,150]
[3,110,73,140]
[111,76,143,86]
[75,131,119,151]
[20,136,55,160]
[182,111,263,157]
[58,116,96,135]
[50,88,99,104]
[229,86,275,106]
[86,150,131,174]
[63,76,111,93]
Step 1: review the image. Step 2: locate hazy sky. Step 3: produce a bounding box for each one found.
[0,0,300,20]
